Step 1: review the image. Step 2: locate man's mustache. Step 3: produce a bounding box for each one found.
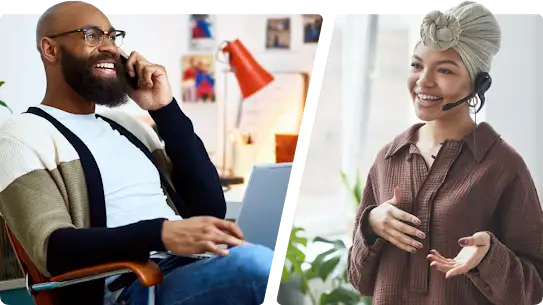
[89,53,119,65]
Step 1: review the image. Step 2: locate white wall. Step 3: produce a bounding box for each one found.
[0,15,46,119]
[0,14,317,165]
[484,15,543,193]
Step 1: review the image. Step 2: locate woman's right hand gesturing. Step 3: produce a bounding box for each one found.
[367,186,426,253]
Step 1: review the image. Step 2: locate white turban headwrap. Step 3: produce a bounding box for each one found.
[417,1,501,82]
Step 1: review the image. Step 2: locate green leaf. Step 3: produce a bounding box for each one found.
[283,226,307,271]
[317,256,341,281]
[290,227,308,246]
[341,268,349,282]
[312,248,336,266]
[291,235,308,247]
[340,171,349,187]
[281,265,290,282]
[313,237,346,249]
[319,287,362,305]
[306,248,336,279]
[291,227,304,236]
[340,170,363,206]
[319,293,329,305]
[287,245,306,265]
[0,81,5,88]
[354,171,362,204]
[298,271,311,293]
[0,100,13,114]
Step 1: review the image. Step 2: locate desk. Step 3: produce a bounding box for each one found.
[224,184,246,221]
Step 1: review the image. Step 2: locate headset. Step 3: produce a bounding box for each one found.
[442,72,492,113]
[440,72,492,231]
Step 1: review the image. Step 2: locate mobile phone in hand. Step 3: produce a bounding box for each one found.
[119,49,139,90]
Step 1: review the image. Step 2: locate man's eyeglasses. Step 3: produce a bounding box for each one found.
[47,26,126,48]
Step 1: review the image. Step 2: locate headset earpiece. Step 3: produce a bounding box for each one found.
[474,72,492,94]
[473,72,492,113]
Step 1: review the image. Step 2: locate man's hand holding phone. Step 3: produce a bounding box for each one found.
[119,49,173,111]
[161,217,246,257]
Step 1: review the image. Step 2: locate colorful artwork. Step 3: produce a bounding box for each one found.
[303,14,323,43]
[181,54,216,103]
[266,18,291,49]
[189,14,215,50]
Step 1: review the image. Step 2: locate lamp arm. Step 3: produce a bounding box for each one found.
[234,96,244,130]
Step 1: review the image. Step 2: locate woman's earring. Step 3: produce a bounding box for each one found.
[467,96,479,112]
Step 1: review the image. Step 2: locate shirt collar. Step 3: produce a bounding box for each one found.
[384,122,501,163]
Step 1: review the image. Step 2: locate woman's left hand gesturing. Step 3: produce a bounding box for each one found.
[427,231,491,278]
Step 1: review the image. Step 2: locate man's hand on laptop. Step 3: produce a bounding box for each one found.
[162,216,245,256]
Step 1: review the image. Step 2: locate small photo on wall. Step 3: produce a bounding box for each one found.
[181,54,216,103]
[189,14,215,50]
[303,14,323,43]
[266,18,291,49]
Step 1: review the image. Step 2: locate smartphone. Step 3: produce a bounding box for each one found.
[119,49,139,90]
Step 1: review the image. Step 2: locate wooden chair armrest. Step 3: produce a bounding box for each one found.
[49,260,163,287]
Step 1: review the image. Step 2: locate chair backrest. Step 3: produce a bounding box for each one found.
[0,217,23,280]
[5,223,57,305]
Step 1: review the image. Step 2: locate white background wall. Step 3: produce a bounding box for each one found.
[484,15,543,190]
[0,14,317,165]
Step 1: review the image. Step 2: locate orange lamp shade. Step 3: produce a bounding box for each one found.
[221,39,274,99]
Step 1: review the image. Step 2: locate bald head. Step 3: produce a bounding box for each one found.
[36,1,109,52]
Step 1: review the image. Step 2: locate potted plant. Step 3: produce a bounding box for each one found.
[280,226,370,305]
[279,171,373,304]
[0,81,12,113]
[278,227,307,305]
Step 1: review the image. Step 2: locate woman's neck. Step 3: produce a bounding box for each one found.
[420,115,476,146]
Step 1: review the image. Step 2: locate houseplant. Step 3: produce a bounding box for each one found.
[280,173,371,305]
[0,81,12,113]
[340,170,363,209]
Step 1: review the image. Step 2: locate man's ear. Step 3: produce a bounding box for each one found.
[40,37,60,63]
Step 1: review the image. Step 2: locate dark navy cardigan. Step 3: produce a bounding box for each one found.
[25,98,225,304]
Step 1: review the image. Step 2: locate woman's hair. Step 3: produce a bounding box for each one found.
[416,1,502,82]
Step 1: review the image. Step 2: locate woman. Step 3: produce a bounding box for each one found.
[347,2,543,305]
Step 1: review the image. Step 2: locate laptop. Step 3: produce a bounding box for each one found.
[167,162,292,259]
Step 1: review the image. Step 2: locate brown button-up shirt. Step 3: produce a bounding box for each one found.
[347,122,543,305]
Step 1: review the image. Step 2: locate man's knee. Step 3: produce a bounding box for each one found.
[227,244,274,283]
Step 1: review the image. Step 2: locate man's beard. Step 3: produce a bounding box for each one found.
[59,46,131,108]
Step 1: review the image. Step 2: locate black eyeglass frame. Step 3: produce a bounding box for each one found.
[46,26,126,47]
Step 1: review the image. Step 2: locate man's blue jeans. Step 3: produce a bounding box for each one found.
[115,244,274,304]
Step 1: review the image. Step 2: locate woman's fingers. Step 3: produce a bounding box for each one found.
[386,225,423,249]
[386,235,418,253]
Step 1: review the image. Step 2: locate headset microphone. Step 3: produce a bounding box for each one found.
[442,95,473,111]
[441,72,492,113]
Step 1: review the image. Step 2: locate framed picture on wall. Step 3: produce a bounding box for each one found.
[265,17,291,49]
[303,14,323,43]
[181,54,216,103]
[189,14,215,51]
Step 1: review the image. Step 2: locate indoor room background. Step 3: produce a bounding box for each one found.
[280,8,543,304]
[0,8,543,305]
[0,8,320,305]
